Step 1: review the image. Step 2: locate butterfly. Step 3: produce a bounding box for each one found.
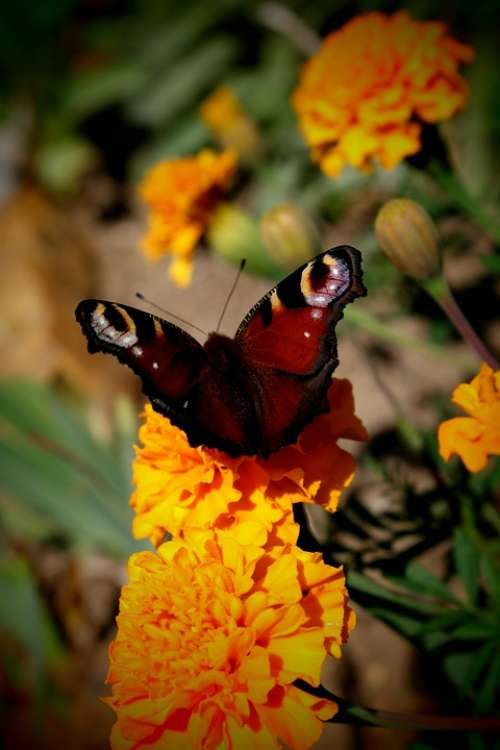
[75,245,365,457]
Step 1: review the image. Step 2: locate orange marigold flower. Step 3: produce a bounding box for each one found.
[201,88,243,131]
[292,11,474,177]
[106,531,354,750]
[438,363,500,473]
[139,149,238,286]
[131,378,367,547]
[200,88,262,162]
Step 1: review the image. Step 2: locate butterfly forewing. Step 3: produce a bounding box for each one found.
[235,246,365,375]
[75,300,207,405]
[231,246,366,453]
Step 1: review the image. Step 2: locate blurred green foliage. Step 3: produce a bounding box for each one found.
[0,381,140,557]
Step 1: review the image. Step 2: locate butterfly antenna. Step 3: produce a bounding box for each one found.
[216,258,247,333]
[135,292,208,336]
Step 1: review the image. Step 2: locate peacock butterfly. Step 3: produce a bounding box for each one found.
[75,245,365,457]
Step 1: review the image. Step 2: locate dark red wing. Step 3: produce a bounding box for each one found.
[236,246,365,374]
[76,300,250,454]
[75,299,207,414]
[233,246,365,454]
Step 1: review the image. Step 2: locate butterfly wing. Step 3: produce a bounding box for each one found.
[76,245,365,458]
[75,300,207,421]
[235,245,365,454]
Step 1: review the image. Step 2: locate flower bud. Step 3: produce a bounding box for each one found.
[260,202,321,271]
[375,198,440,280]
[200,88,262,164]
[207,203,278,276]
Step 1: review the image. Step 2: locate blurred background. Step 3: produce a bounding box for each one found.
[0,1,499,748]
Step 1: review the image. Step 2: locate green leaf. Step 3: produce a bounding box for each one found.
[65,63,148,120]
[369,608,422,639]
[481,252,500,275]
[448,622,498,640]
[347,570,441,615]
[476,646,500,714]
[453,528,481,606]
[459,640,497,701]
[420,630,451,651]
[400,562,459,602]
[443,650,476,691]
[415,611,467,635]
[0,431,130,554]
[0,554,64,691]
[0,380,141,557]
[229,37,299,122]
[128,37,238,126]
[135,2,235,72]
[0,381,123,494]
[481,554,500,605]
[441,43,500,198]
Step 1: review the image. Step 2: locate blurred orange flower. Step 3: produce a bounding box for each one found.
[139,149,238,286]
[292,11,474,177]
[106,531,354,750]
[131,378,367,547]
[438,363,500,472]
[201,88,262,161]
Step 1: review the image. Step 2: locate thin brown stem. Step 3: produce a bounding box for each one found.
[438,289,499,370]
[257,2,321,55]
[424,276,499,370]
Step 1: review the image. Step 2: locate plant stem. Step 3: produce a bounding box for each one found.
[337,702,500,732]
[344,307,473,366]
[439,291,499,370]
[424,276,499,370]
[257,2,321,55]
[295,681,500,732]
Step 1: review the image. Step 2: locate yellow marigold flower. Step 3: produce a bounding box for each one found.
[292,11,474,177]
[131,378,367,547]
[200,88,262,162]
[438,363,500,472]
[139,149,238,286]
[106,531,354,750]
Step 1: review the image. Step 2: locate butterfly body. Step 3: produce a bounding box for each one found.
[76,245,365,457]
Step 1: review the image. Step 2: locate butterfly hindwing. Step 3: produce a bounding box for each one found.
[75,300,207,408]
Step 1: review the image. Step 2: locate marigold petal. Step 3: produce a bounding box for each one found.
[438,417,489,472]
[138,149,238,286]
[107,534,352,750]
[256,687,333,750]
[169,256,193,287]
[292,11,473,177]
[261,554,301,604]
[269,628,326,685]
[225,714,280,750]
[438,364,500,473]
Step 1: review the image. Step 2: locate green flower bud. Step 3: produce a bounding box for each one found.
[375,198,440,280]
[207,203,279,276]
[260,202,321,271]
